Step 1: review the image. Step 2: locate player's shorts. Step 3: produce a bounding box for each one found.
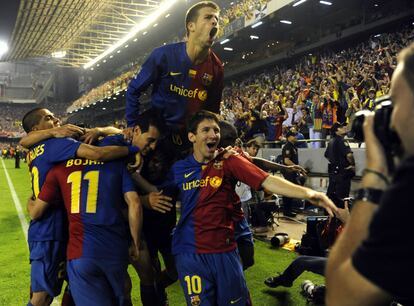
[29,240,66,297]
[175,250,248,306]
[67,258,128,306]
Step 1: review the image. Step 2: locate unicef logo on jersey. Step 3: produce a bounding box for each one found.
[182,176,222,191]
[169,84,208,102]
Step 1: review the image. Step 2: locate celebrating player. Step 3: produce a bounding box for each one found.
[21,108,139,306]
[167,111,337,306]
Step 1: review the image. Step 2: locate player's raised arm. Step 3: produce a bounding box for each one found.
[261,175,338,217]
[80,126,123,144]
[20,124,85,148]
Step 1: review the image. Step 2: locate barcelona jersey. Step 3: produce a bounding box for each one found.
[126,42,224,129]
[38,158,136,261]
[169,153,269,255]
[27,138,81,242]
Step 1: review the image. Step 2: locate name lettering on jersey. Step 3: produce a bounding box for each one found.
[66,159,104,167]
[182,175,222,191]
[28,144,45,164]
[169,84,208,101]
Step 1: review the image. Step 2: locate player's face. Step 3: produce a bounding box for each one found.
[191,7,219,48]
[189,119,220,163]
[389,63,414,155]
[33,109,61,131]
[132,125,160,156]
[246,146,259,157]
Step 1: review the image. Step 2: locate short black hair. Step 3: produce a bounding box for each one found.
[245,139,261,149]
[136,108,165,134]
[22,108,47,133]
[185,1,219,36]
[187,110,219,134]
[218,120,237,147]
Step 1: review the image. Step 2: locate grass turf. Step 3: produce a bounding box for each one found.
[0,158,324,305]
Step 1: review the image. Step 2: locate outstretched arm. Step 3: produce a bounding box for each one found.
[261,175,338,217]
[27,197,50,220]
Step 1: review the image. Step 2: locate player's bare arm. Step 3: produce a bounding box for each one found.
[27,197,50,220]
[20,124,85,148]
[261,175,338,217]
[124,191,143,259]
[76,143,137,161]
[81,126,123,144]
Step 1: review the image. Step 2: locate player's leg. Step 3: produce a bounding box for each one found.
[29,241,65,306]
[175,253,216,306]
[67,258,116,306]
[214,250,249,306]
[100,260,129,306]
[130,239,160,306]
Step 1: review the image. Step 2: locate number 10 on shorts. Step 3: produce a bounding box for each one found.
[184,275,202,295]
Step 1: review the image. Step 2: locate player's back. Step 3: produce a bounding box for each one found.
[27,138,81,242]
[44,158,133,262]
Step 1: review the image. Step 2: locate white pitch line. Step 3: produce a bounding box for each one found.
[1,159,28,241]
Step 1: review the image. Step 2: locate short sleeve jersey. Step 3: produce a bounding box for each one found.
[170,153,269,255]
[38,158,136,262]
[27,138,81,242]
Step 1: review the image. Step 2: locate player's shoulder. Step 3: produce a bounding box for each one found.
[98,134,126,147]
[154,41,185,56]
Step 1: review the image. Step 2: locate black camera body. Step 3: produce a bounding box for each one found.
[351,96,401,172]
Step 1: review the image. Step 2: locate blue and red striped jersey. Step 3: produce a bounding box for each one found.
[170,153,269,254]
[38,158,136,261]
[27,138,81,242]
[126,42,224,129]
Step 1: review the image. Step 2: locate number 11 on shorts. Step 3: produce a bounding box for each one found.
[184,275,202,295]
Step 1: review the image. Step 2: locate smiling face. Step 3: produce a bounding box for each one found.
[188,118,221,163]
[187,6,219,48]
[131,125,160,156]
[32,109,61,131]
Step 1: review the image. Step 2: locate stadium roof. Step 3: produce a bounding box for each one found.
[3,0,162,67]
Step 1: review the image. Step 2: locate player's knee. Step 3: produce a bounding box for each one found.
[30,291,53,306]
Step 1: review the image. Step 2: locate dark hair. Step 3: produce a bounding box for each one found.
[218,120,238,147]
[22,108,47,133]
[398,42,414,95]
[246,139,261,149]
[187,110,219,134]
[185,1,219,36]
[136,108,165,134]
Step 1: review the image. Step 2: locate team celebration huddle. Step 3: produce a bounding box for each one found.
[3,0,412,305]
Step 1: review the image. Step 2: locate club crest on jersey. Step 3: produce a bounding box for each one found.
[213,160,223,170]
[190,295,201,306]
[189,69,197,79]
[201,73,213,86]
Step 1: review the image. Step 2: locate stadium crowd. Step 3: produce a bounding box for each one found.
[220,26,413,145]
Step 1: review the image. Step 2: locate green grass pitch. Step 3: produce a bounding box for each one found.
[0,158,324,305]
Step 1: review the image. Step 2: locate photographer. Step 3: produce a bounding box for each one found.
[326,43,414,305]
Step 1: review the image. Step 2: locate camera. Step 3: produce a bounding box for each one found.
[301,280,326,304]
[350,96,401,171]
[270,233,290,247]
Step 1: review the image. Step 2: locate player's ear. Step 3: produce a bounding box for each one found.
[188,131,196,143]
[133,126,142,136]
[187,21,196,35]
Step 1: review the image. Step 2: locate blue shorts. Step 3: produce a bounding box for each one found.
[175,250,248,306]
[29,241,66,297]
[67,258,128,306]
